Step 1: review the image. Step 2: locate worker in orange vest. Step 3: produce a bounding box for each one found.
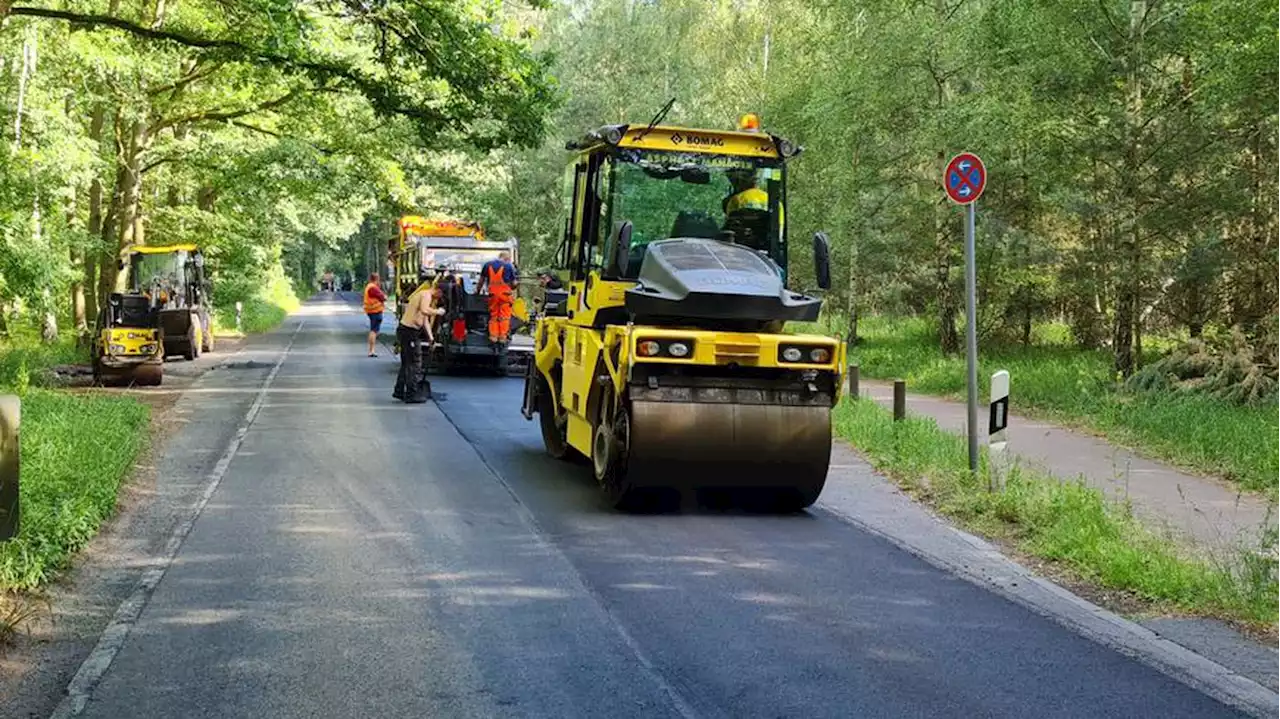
[476,251,518,346]
[362,272,387,357]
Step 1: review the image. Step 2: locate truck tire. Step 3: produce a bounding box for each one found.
[201,311,214,353]
[182,322,199,361]
[593,393,638,509]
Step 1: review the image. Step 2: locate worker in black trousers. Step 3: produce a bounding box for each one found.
[394,284,444,403]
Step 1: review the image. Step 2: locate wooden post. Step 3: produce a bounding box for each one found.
[0,394,21,541]
[893,379,906,421]
[849,363,860,399]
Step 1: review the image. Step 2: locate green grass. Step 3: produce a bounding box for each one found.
[212,272,302,337]
[0,388,149,590]
[836,397,1278,628]
[804,315,1279,493]
[0,331,152,593]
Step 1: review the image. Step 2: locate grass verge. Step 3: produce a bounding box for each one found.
[800,315,1278,493]
[0,388,149,590]
[836,397,1278,630]
[212,271,302,337]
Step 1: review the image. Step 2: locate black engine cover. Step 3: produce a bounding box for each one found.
[624,238,822,328]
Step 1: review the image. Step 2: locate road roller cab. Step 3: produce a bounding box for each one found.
[521,114,845,511]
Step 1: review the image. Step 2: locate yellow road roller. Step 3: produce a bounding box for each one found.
[520,113,845,511]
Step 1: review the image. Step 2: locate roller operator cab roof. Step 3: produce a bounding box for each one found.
[566,120,802,160]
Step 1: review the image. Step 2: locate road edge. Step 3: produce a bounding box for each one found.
[46,317,306,719]
[817,489,1278,718]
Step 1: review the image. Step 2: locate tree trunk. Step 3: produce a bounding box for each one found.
[86,103,105,328]
[12,28,33,150]
[196,184,217,212]
[935,209,959,354]
[1113,0,1147,378]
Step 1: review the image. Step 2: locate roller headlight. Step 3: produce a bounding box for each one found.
[637,340,660,357]
[668,342,690,358]
[809,348,831,364]
[782,347,803,362]
[109,344,126,353]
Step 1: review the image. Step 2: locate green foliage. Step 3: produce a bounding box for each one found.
[0,389,149,590]
[845,315,1279,492]
[1127,331,1279,406]
[212,264,301,336]
[835,398,1277,628]
[0,0,558,343]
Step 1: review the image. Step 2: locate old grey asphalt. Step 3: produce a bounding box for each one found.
[67,296,1249,718]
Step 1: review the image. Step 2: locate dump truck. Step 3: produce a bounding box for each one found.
[391,216,531,375]
[520,113,844,511]
[93,243,214,386]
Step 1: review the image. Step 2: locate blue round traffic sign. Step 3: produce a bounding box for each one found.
[944,152,986,205]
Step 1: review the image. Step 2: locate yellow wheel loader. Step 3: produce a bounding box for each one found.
[93,243,214,386]
[520,114,845,511]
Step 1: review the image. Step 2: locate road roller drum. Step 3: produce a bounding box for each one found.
[627,400,830,499]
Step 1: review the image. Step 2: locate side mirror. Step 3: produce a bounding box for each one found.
[615,221,634,277]
[813,232,832,290]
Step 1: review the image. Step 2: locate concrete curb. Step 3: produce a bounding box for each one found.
[817,485,1278,718]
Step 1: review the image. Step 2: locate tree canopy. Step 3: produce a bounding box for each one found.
[0,0,1274,389]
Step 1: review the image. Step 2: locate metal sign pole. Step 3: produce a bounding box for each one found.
[944,150,987,476]
[964,201,979,474]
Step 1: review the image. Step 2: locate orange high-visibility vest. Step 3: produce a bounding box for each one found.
[485,264,513,300]
[363,283,385,314]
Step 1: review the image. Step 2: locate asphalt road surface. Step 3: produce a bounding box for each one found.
[68,296,1248,718]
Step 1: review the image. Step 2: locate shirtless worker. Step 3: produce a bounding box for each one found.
[393,283,446,403]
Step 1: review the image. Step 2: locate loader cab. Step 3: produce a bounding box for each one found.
[556,119,800,328]
[124,245,207,309]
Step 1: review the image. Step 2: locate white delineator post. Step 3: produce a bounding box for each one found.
[988,370,1010,490]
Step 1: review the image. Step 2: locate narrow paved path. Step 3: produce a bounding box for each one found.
[64,297,1249,718]
[858,379,1275,555]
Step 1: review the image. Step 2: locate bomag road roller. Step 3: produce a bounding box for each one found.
[391,216,531,376]
[520,113,845,511]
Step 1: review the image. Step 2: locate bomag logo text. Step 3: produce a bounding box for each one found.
[670,133,725,148]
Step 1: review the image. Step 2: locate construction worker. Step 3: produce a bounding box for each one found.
[476,250,518,345]
[363,272,387,357]
[537,270,563,291]
[722,168,771,253]
[393,282,445,403]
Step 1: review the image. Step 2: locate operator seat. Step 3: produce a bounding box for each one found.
[110,293,155,327]
[670,210,720,240]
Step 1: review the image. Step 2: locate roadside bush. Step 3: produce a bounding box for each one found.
[835,398,1278,628]
[1127,330,1278,406]
[0,389,148,590]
